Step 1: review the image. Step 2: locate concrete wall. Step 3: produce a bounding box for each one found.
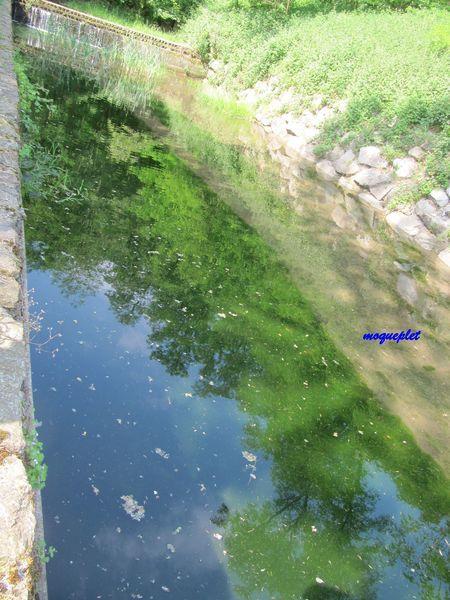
[0,0,46,597]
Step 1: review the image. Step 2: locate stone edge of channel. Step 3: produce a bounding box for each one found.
[0,0,47,597]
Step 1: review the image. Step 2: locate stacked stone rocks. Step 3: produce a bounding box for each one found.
[0,1,45,597]
[234,75,450,269]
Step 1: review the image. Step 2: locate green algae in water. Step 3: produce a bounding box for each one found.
[22,60,449,599]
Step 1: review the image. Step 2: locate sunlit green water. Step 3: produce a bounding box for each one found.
[22,60,449,599]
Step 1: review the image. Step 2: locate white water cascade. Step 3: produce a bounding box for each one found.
[25,5,110,51]
[16,4,162,111]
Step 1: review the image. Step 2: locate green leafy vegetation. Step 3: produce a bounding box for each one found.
[60,0,449,195]
[24,425,47,490]
[184,5,449,192]
[36,540,57,565]
[65,0,199,30]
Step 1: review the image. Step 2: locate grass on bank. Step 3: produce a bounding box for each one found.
[64,0,183,41]
[61,0,449,194]
[184,6,450,188]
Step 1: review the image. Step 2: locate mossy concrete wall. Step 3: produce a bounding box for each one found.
[0,0,46,597]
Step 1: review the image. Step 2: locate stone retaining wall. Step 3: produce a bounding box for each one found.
[217,70,450,272]
[0,0,46,597]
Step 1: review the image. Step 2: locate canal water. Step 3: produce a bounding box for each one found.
[20,52,449,599]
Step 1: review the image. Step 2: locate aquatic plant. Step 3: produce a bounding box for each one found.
[24,425,47,490]
[36,540,57,565]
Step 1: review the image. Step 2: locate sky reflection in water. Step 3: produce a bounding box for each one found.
[25,64,449,600]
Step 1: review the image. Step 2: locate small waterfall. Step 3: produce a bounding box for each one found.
[18,5,162,112]
[29,6,51,32]
[25,6,110,51]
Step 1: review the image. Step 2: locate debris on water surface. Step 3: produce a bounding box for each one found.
[155,447,170,459]
[91,485,100,496]
[315,577,324,584]
[120,495,145,521]
[166,543,175,553]
[162,586,170,593]
[242,451,257,463]
[213,533,223,540]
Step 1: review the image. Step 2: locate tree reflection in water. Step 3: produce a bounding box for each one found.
[23,63,449,600]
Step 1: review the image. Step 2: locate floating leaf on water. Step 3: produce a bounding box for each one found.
[242,451,257,463]
[155,447,170,459]
[120,495,145,521]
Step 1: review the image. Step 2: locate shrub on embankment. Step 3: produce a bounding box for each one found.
[183,4,449,187]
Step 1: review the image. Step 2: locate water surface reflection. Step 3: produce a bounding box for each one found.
[24,63,449,599]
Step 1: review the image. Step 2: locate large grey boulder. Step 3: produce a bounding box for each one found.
[423,213,449,235]
[327,145,344,162]
[358,192,384,212]
[334,149,359,176]
[429,188,448,208]
[358,146,388,168]
[415,198,436,218]
[338,176,360,194]
[414,229,438,251]
[316,160,338,182]
[369,182,394,201]
[354,168,391,188]
[393,157,417,178]
[387,211,437,250]
[415,198,449,234]
[284,136,305,159]
[386,211,424,237]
